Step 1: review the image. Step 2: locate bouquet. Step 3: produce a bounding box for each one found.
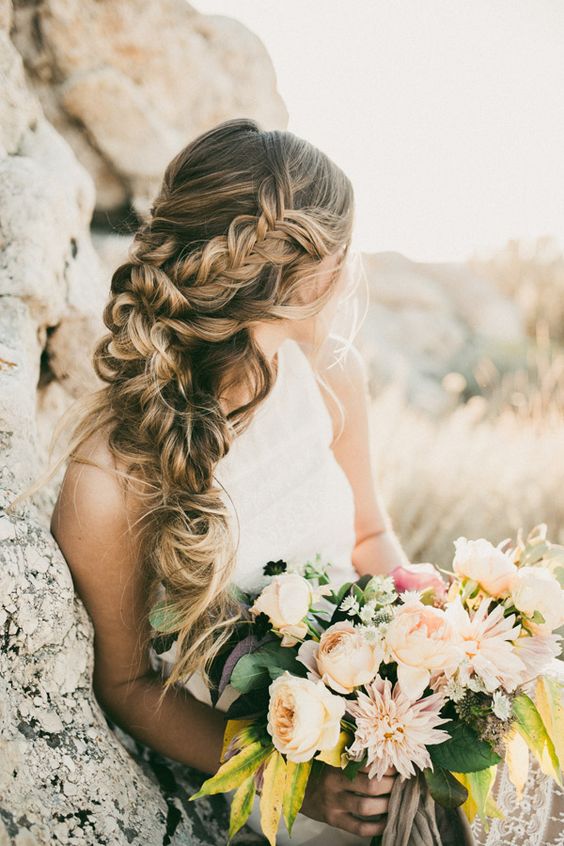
[150,524,564,845]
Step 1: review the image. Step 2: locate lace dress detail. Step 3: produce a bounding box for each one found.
[469,660,564,846]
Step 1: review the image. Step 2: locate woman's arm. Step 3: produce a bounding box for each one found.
[50,443,227,775]
[315,340,411,576]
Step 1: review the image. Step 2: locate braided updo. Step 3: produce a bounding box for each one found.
[8,117,356,701]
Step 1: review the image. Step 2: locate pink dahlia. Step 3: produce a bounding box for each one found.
[345,675,451,781]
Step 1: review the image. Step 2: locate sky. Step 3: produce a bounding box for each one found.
[192,0,564,263]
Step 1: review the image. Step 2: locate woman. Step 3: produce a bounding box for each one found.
[13,118,445,844]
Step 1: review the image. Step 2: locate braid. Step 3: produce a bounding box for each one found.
[7,118,355,708]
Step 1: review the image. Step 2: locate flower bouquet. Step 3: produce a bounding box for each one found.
[150,524,564,845]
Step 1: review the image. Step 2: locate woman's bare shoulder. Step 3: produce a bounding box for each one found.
[50,429,141,544]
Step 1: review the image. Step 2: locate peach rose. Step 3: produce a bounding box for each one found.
[249,572,314,646]
[452,537,517,597]
[385,594,463,700]
[297,621,383,694]
[267,672,346,762]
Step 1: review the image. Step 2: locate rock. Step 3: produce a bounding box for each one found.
[10,0,288,215]
[0,4,274,842]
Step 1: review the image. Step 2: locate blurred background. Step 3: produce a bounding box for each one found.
[1,2,563,841]
[1,0,563,568]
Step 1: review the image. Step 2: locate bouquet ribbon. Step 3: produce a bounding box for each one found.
[380,772,475,846]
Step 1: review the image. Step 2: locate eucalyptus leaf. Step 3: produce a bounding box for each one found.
[230,642,306,694]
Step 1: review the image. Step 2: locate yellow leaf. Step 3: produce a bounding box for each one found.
[283,758,313,836]
[512,692,561,785]
[315,730,354,768]
[221,718,255,763]
[228,772,257,842]
[504,725,529,801]
[535,676,564,777]
[190,740,272,800]
[259,751,287,846]
[452,767,503,827]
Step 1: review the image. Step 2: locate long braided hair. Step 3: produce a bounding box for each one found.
[7,118,357,703]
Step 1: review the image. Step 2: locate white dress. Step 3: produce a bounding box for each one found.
[149,336,371,845]
[149,337,564,846]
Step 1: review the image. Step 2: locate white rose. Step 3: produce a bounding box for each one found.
[267,672,346,762]
[510,566,564,632]
[249,572,313,646]
[452,537,517,597]
[297,621,383,694]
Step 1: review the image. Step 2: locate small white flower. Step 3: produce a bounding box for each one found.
[442,676,467,703]
[467,675,488,693]
[356,624,382,644]
[359,599,379,625]
[399,589,424,605]
[340,595,360,616]
[492,690,512,721]
[365,575,398,606]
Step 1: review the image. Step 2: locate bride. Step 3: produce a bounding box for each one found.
[48,117,466,844]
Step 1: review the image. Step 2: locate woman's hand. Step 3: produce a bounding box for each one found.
[299,762,397,838]
[390,561,448,600]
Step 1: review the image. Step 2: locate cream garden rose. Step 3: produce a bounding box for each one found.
[510,566,564,632]
[297,620,383,694]
[267,672,346,763]
[384,593,463,700]
[249,572,317,646]
[452,537,518,597]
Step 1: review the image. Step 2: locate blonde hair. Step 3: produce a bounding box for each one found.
[6,117,363,705]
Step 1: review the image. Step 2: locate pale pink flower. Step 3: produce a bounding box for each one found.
[345,675,451,781]
[512,631,562,683]
[445,596,526,693]
[297,621,383,694]
[510,566,564,633]
[452,537,517,597]
[390,562,447,600]
[384,594,463,700]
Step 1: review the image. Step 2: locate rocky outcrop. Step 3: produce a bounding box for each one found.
[9,0,288,216]
[0,2,281,842]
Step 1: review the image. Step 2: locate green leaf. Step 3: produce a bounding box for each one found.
[423,766,468,808]
[225,687,271,719]
[189,741,272,799]
[553,566,564,589]
[230,642,305,694]
[520,540,551,566]
[512,692,561,783]
[334,581,354,604]
[148,599,181,633]
[429,721,502,773]
[228,773,257,841]
[283,758,313,836]
[342,757,367,781]
[532,610,546,624]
